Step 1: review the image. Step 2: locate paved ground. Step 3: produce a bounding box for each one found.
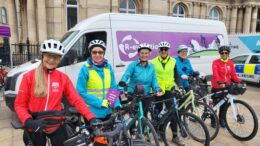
[0,83,259,146]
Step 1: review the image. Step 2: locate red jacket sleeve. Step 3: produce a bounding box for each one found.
[230,61,241,83]
[212,60,220,82]
[14,74,32,125]
[63,75,95,121]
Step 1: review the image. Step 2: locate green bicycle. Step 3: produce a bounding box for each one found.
[120,83,160,146]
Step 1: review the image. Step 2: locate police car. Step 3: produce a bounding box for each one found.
[231,53,260,85]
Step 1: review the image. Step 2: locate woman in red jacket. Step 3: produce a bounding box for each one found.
[211,45,241,128]
[14,39,96,146]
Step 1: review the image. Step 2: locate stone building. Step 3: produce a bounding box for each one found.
[1,0,260,44]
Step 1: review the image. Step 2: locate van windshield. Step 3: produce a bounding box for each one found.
[60,31,79,47]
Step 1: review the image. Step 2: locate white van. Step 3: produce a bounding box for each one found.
[4,13,228,111]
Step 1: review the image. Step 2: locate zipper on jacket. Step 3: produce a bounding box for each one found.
[44,71,51,111]
[224,63,227,82]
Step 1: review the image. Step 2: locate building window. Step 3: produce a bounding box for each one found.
[256,9,260,32]
[173,4,185,17]
[120,0,136,14]
[209,7,219,20]
[67,0,78,30]
[0,7,7,24]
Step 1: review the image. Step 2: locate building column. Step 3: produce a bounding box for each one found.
[236,7,243,33]
[37,0,47,43]
[225,7,231,33]
[8,0,18,43]
[229,7,237,34]
[243,6,252,33]
[27,0,37,43]
[193,2,200,18]
[200,3,206,19]
[250,6,258,33]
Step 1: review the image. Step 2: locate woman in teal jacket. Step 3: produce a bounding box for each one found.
[120,43,162,117]
[76,40,120,120]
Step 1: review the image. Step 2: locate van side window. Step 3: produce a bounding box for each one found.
[59,31,107,67]
[232,55,248,64]
[59,35,86,67]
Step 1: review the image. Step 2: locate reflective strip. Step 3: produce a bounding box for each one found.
[244,64,256,75]
[235,64,244,73]
[255,65,260,75]
[87,88,109,92]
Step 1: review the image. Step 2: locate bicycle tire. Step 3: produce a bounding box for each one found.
[224,99,258,141]
[135,118,160,146]
[186,101,220,141]
[162,111,210,146]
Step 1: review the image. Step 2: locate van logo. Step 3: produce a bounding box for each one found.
[118,35,139,59]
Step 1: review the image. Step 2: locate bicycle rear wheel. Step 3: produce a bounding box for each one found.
[224,99,258,141]
[134,118,160,146]
[162,111,210,146]
[186,101,219,141]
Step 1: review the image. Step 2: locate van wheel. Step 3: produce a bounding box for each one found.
[62,96,73,116]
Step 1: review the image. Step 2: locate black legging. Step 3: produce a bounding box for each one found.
[155,91,178,137]
[24,125,68,146]
[211,88,228,120]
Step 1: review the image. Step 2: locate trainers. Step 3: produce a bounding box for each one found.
[219,119,226,128]
[172,136,185,146]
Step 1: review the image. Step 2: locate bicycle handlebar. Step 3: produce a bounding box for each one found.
[94,123,124,138]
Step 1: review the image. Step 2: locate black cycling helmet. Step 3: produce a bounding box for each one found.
[218,45,230,53]
[138,43,152,52]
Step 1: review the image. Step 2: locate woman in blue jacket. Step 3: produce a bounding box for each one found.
[175,45,198,91]
[120,43,162,117]
[76,39,120,120]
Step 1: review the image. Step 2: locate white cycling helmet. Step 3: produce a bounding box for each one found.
[177,44,188,53]
[88,39,106,52]
[158,41,170,49]
[138,43,152,52]
[40,39,65,56]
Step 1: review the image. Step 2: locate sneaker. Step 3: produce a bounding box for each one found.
[172,136,185,146]
[219,119,226,128]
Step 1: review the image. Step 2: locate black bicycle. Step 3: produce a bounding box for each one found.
[149,89,210,146]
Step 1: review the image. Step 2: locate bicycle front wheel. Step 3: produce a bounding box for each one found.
[162,111,210,146]
[186,101,219,141]
[224,99,258,141]
[135,118,160,146]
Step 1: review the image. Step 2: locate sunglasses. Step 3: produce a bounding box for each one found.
[220,52,229,55]
[91,51,104,55]
[159,48,169,51]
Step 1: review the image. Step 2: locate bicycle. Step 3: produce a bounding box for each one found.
[149,89,210,146]
[183,74,220,140]
[64,108,154,146]
[119,83,160,146]
[11,110,79,146]
[0,63,8,89]
[198,82,258,141]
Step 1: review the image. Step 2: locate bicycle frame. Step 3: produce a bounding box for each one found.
[199,91,240,121]
[125,100,145,135]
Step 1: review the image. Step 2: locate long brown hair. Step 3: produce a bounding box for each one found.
[34,63,47,97]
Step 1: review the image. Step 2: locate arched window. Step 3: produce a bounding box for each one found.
[67,0,78,30]
[120,0,136,14]
[173,4,185,17]
[0,7,7,24]
[209,8,220,20]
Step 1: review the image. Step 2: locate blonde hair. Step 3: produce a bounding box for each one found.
[34,63,47,97]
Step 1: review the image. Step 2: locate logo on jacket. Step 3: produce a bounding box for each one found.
[52,82,60,92]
